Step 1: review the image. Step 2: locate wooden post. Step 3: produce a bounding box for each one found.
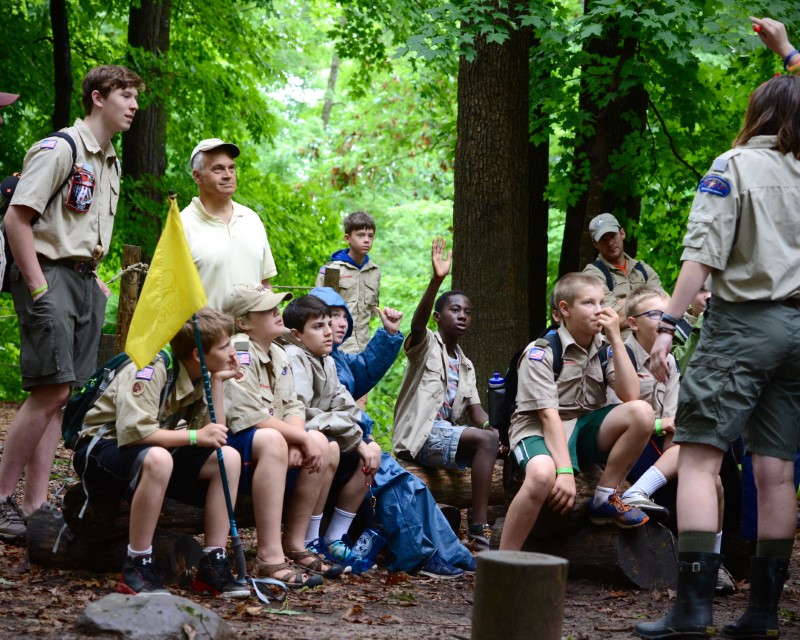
[472,550,568,640]
[114,245,142,354]
[323,266,340,292]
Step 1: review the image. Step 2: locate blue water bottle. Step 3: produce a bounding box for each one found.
[349,526,386,575]
[487,372,505,428]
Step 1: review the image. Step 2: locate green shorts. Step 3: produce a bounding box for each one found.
[512,404,616,473]
[676,297,800,460]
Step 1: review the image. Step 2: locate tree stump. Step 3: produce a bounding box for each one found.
[396,458,505,509]
[472,550,568,640]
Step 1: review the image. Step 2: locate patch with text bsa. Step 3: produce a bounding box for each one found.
[237,351,251,366]
[697,174,730,197]
[528,346,546,361]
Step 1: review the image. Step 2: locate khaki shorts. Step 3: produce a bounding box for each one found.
[676,297,800,460]
[11,260,105,389]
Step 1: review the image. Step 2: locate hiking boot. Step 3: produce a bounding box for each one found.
[192,548,250,599]
[117,554,170,595]
[467,523,492,551]
[416,552,464,579]
[0,496,26,542]
[621,489,669,515]
[716,563,736,596]
[589,493,649,528]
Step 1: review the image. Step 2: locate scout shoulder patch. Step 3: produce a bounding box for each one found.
[529,338,550,362]
[40,138,59,150]
[237,351,251,366]
[136,366,155,380]
[698,174,731,197]
[131,381,145,396]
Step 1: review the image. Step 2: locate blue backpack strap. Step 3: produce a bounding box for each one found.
[633,261,649,283]
[592,259,614,291]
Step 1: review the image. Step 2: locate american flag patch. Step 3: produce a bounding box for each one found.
[40,138,58,149]
[135,366,155,380]
[529,347,545,361]
[237,351,251,365]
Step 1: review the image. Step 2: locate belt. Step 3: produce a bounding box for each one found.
[41,257,95,275]
[776,298,800,307]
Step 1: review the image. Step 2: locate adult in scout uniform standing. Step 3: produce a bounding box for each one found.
[635,18,800,640]
[181,139,278,309]
[583,213,662,336]
[0,65,143,541]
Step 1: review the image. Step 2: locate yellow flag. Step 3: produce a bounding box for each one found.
[125,195,207,369]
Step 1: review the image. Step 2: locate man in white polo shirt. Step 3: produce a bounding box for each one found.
[181,138,277,308]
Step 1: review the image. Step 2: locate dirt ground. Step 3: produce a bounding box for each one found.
[0,402,799,640]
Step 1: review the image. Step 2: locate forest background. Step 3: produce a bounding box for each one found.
[0,0,793,449]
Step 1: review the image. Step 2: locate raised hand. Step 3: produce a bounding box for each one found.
[431,236,452,280]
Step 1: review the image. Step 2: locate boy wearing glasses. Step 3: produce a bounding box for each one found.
[499,273,653,551]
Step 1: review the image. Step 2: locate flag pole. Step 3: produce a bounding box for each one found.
[192,313,248,585]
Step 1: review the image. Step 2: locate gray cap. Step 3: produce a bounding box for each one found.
[190,138,240,166]
[222,283,292,318]
[588,213,622,241]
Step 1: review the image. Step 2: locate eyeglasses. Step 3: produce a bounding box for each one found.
[633,309,664,320]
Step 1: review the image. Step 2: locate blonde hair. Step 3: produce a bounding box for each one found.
[170,307,234,361]
[553,272,604,308]
[624,286,670,319]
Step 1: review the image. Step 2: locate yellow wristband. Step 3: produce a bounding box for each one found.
[788,59,800,73]
[31,284,48,296]
[556,467,574,475]
[654,419,663,436]
[189,430,197,446]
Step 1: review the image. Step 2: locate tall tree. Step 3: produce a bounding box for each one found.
[50,0,72,130]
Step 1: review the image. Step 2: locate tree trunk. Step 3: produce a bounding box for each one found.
[453,9,533,398]
[321,54,339,129]
[121,0,171,258]
[50,0,71,130]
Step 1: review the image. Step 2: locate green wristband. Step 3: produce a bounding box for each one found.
[654,419,663,436]
[482,420,490,429]
[556,467,574,475]
[31,283,48,296]
[189,429,197,446]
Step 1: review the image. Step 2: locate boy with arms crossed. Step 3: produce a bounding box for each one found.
[499,273,653,552]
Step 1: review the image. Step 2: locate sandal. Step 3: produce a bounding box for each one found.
[250,558,323,589]
[286,548,344,579]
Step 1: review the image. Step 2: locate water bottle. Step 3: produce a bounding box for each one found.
[487,372,505,428]
[349,526,386,575]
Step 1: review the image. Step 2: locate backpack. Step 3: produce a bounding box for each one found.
[0,131,77,292]
[62,348,177,450]
[494,331,635,447]
[591,258,649,292]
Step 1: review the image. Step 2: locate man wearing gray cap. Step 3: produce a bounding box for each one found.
[181,138,277,309]
[583,213,661,333]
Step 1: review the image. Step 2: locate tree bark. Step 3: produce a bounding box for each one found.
[50,0,71,130]
[121,0,171,258]
[321,54,339,129]
[453,9,533,399]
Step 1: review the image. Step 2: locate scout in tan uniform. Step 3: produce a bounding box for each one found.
[499,272,653,552]
[72,308,247,597]
[0,66,143,542]
[393,236,499,550]
[583,212,662,336]
[316,210,381,354]
[221,284,339,586]
[637,20,800,640]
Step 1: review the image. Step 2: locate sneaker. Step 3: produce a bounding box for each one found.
[117,554,170,595]
[468,523,492,551]
[0,496,26,542]
[458,554,477,572]
[588,493,649,528]
[416,552,464,579]
[620,489,669,515]
[326,537,357,568]
[192,548,250,599]
[716,563,736,595]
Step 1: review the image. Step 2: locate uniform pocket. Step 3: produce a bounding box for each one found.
[679,354,736,424]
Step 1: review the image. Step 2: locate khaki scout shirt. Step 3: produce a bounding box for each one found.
[682,136,800,301]
[583,253,662,322]
[181,197,278,310]
[507,326,606,451]
[315,259,380,354]
[10,119,119,263]
[223,334,305,433]
[605,334,678,420]
[79,358,207,447]
[393,329,480,458]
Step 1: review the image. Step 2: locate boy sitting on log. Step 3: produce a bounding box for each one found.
[73,308,248,597]
[499,273,653,551]
[221,283,340,587]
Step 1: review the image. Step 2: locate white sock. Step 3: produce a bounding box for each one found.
[714,531,723,554]
[127,545,153,557]
[592,485,615,508]
[324,507,356,543]
[305,514,323,545]
[624,467,667,499]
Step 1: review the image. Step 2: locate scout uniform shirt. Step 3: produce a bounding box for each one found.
[79,358,206,447]
[682,135,800,302]
[10,119,120,263]
[316,253,380,354]
[507,326,606,452]
[393,329,480,458]
[223,334,305,433]
[605,334,679,420]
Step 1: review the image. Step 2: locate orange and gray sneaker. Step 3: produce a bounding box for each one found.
[588,492,649,528]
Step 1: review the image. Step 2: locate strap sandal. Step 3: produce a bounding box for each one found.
[251,558,323,589]
[285,548,344,579]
